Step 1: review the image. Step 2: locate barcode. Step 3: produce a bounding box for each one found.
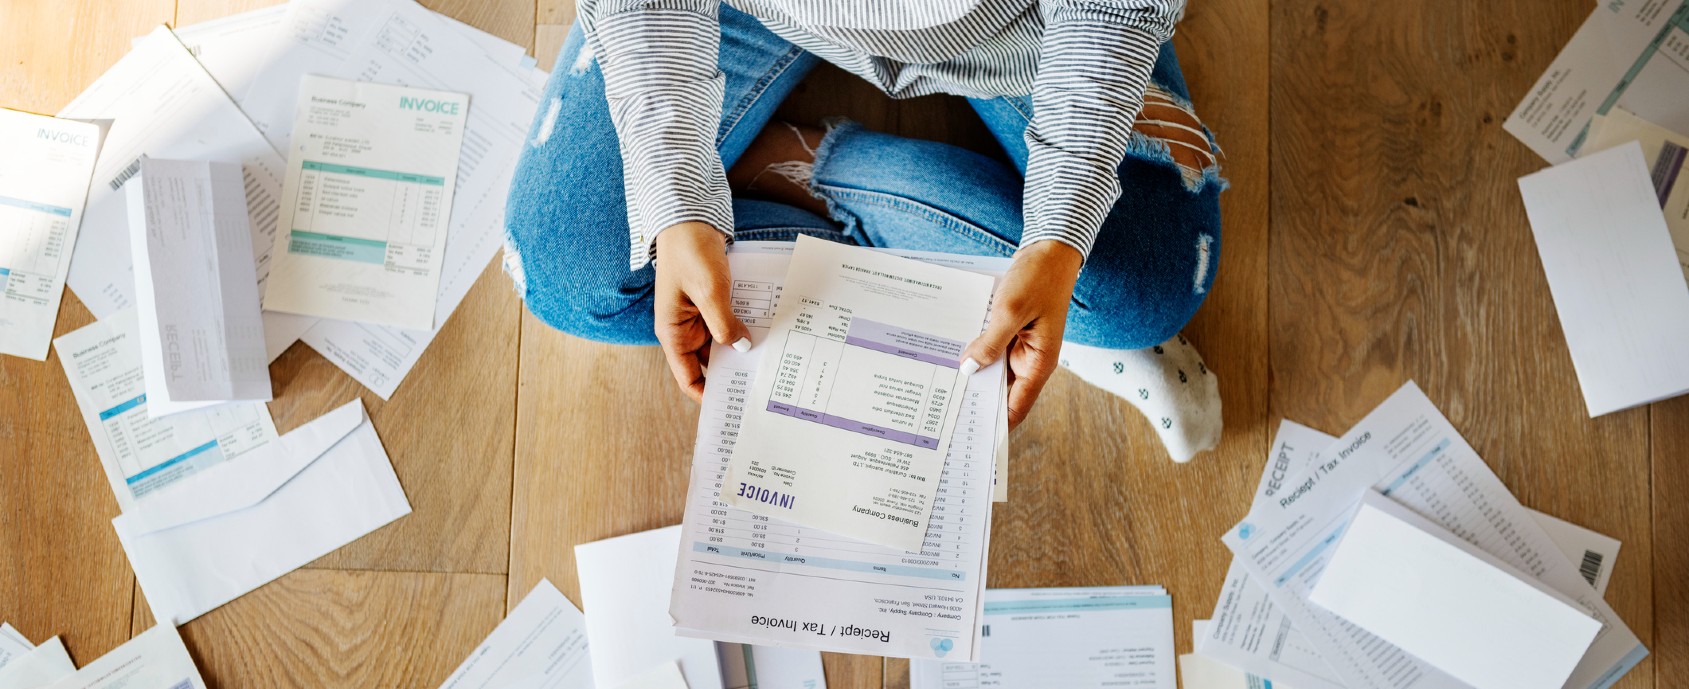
[108,155,146,191]
[1579,549,1604,587]
[981,624,990,638]
[1652,140,1685,205]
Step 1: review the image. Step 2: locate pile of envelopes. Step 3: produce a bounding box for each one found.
[1185,382,1647,689]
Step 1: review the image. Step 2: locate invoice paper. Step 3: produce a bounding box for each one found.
[1221,382,1647,689]
[60,26,314,362]
[1519,141,1689,416]
[1309,492,1602,689]
[230,0,545,398]
[439,579,592,689]
[910,587,1176,689]
[263,75,467,330]
[1584,108,1689,281]
[0,637,75,689]
[114,398,410,625]
[724,236,994,551]
[671,244,1006,661]
[0,624,27,670]
[55,308,279,513]
[1200,423,1622,689]
[719,644,826,689]
[40,625,205,689]
[128,159,271,416]
[0,109,99,360]
[577,526,723,689]
[1504,0,1689,162]
[1183,622,1282,689]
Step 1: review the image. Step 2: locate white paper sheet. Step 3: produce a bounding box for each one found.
[112,398,412,625]
[577,526,723,689]
[228,0,544,398]
[670,243,1006,661]
[128,159,271,416]
[54,308,279,513]
[0,624,28,670]
[718,644,826,689]
[1518,141,1689,416]
[1221,382,1647,689]
[263,76,467,329]
[1309,492,1603,689]
[40,625,204,689]
[0,637,75,689]
[439,579,593,689]
[619,661,690,689]
[724,236,994,550]
[1182,621,1280,689]
[1583,107,1689,281]
[0,109,99,360]
[1504,1,1689,162]
[60,26,315,362]
[910,587,1176,689]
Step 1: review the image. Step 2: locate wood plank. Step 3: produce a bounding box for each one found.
[1268,2,1653,687]
[1654,396,1689,689]
[423,0,535,48]
[535,24,570,73]
[134,569,506,688]
[0,0,174,665]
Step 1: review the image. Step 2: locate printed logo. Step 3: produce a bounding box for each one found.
[930,637,954,657]
[399,96,462,115]
[1239,523,1255,540]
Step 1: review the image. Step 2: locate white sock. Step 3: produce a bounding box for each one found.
[1057,333,1222,463]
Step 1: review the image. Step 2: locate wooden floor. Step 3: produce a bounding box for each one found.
[0,0,1682,686]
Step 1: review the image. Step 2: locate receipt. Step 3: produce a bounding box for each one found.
[0,109,99,360]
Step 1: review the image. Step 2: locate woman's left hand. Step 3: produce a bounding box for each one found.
[960,240,1084,429]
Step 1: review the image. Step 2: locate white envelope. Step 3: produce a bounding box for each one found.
[113,398,411,625]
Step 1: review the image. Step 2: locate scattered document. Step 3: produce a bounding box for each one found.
[671,243,1005,661]
[1309,492,1603,689]
[128,158,271,416]
[113,398,411,625]
[724,236,994,551]
[1221,382,1646,689]
[1518,141,1689,416]
[1182,622,1280,689]
[60,26,314,362]
[40,625,204,689]
[577,526,723,689]
[910,587,1176,689]
[263,75,468,330]
[0,624,28,669]
[1583,108,1689,280]
[166,6,290,102]
[620,661,690,689]
[55,308,279,513]
[438,579,592,689]
[1536,509,1622,595]
[0,637,75,689]
[1505,1,1689,162]
[719,644,826,689]
[0,109,99,360]
[231,0,545,398]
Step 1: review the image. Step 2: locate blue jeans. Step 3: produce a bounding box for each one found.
[504,7,1224,350]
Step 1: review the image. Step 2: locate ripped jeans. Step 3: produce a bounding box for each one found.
[503,7,1224,350]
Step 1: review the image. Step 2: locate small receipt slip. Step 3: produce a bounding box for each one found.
[265,75,468,330]
[128,159,271,416]
[0,108,98,360]
[1310,492,1603,689]
[724,236,993,551]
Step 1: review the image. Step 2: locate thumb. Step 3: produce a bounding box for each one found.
[961,305,1022,373]
[692,274,753,353]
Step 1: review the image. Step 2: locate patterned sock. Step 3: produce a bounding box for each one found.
[1057,333,1222,463]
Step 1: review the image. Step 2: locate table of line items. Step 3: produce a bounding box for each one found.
[0,194,72,305]
[764,295,966,450]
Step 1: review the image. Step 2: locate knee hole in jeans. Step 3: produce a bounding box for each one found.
[1131,84,1221,191]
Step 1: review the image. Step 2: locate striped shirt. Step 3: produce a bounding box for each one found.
[580,0,1185,269]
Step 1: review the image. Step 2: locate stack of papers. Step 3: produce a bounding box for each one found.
[0,625,74,689]
[668,242,1008,661]
[437,579,593,689]
[909,587,1176,689]
[0,624,205,689]
[1196,383,1647,689]
[0,108,98,361]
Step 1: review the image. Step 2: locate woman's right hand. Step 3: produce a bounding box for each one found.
[654,221,751,401]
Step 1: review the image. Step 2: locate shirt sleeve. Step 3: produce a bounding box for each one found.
[580,0,732,270]
[1022,0,1182,259]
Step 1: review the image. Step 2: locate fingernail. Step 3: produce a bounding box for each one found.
[959,357,980,377]
[732,337,752,353]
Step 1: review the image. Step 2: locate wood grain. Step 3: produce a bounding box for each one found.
[1268,1,1654,686]
[1654,396,1689,683]
[136,569,506,689]
[0,0,174,666]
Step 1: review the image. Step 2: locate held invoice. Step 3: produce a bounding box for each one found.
[670,243,1005,661]
[724,236,994,551]
[0,109,98,361]
[264,76,468,330]
[1221,382,1646,689]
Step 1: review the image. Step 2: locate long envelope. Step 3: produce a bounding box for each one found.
[113,399,411,625]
